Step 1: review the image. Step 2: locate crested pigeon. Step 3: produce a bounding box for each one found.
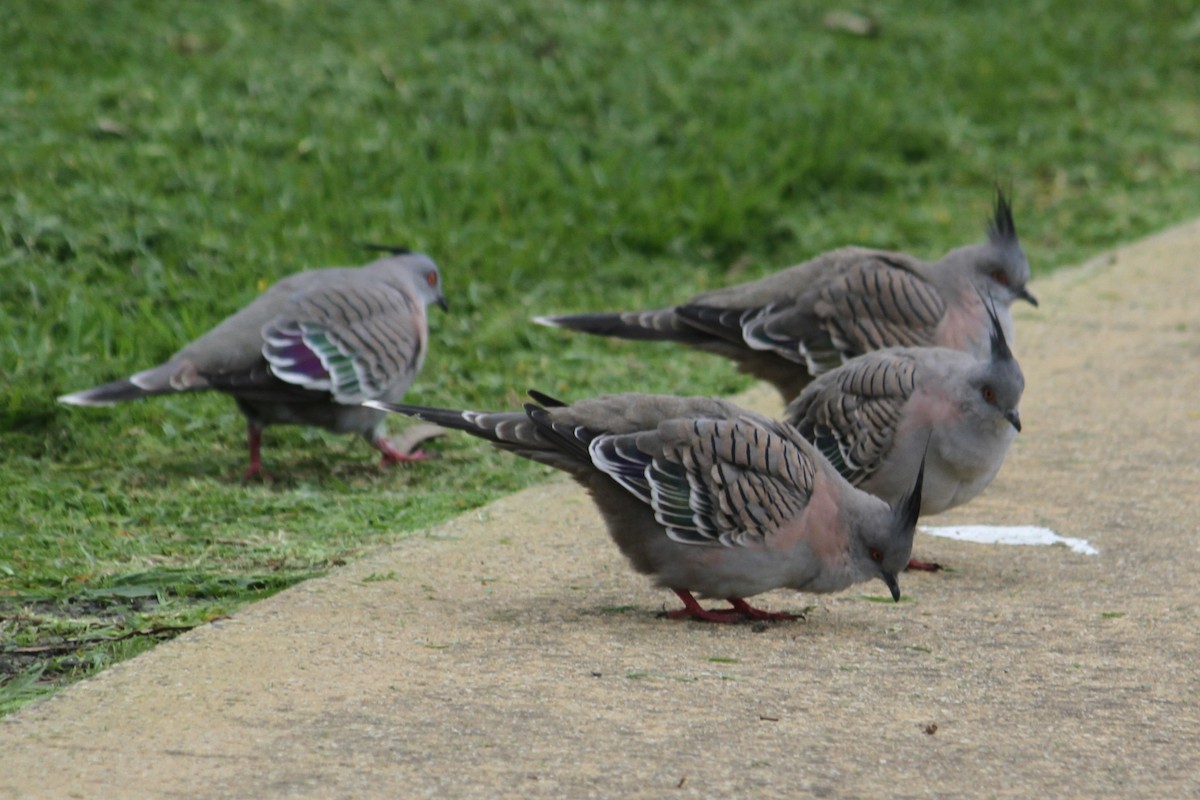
[367,391,923,622]
[535,190,1036,402]
[786,301,1024,569]
[59,248,448,479]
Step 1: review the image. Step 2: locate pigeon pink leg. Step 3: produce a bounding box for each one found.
[667,592,787,623]
[242,422,274,482]
[726,597,799,621]
[374,437,431,465]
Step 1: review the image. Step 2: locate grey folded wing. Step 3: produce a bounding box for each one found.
[787,350,919,485]
[589,416,817,548]
[813,256,946,356]
[262,282,427,404]
[687,256,946,376]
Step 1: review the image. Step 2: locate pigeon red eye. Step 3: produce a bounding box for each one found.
[425,272,438,287]
[869,547,883,562]
[990,269,1009,286]
[982,386,996,404]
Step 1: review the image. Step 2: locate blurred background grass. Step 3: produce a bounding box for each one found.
[2,0,1199,712]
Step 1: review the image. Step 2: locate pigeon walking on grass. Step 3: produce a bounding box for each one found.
[535,190,1036,402]
[59,249,448,479]
[367,391,923,622]
[786,301,1024,570]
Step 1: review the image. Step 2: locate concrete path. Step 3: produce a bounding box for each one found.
[3,221,1198,798]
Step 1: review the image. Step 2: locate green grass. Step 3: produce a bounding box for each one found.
[2,0,1199,714]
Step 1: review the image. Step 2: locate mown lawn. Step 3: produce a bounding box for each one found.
[2,0,1199,713]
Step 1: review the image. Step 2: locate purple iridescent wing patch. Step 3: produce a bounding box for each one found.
[262,320,371,401]
[266,328,329,383]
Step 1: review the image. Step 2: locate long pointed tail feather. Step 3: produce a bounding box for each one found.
[58,378,160,407]
[362,400,501,440]
[533,310,705,343]
[365,396,596,473]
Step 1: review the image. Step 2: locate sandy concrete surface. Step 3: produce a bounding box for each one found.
[2,221,1198,799]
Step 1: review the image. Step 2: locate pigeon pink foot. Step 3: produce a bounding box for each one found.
[667,590,797,623]
[375,436,431,465]
[726,597,800,621]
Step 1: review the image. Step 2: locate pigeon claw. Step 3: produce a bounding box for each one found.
[726,597,801,621]
[379,449,432,466]
[905,557,944,572]
[666,606,748,623]
[667,590,799,623]
[374,425,445,465]
[374,435,433,465]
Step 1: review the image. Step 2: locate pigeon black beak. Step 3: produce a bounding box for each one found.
[437,296,450,313]
[883,572,901,602]
[1005,409,1022,432]
[1017,286,1038,307]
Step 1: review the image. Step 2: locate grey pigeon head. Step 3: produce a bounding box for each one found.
[858,452,924,601]
[981,188,1037,307]
[938,188,1037,310]
[368,251,449,312]
[972,295,1025,432]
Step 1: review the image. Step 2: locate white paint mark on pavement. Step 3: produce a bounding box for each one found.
[920,525,1099,555]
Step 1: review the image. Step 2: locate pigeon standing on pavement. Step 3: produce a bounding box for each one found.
[786,301,1024,569]
[59,248,449,479]
[535,190,1036,402]
[366,391,924,622]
